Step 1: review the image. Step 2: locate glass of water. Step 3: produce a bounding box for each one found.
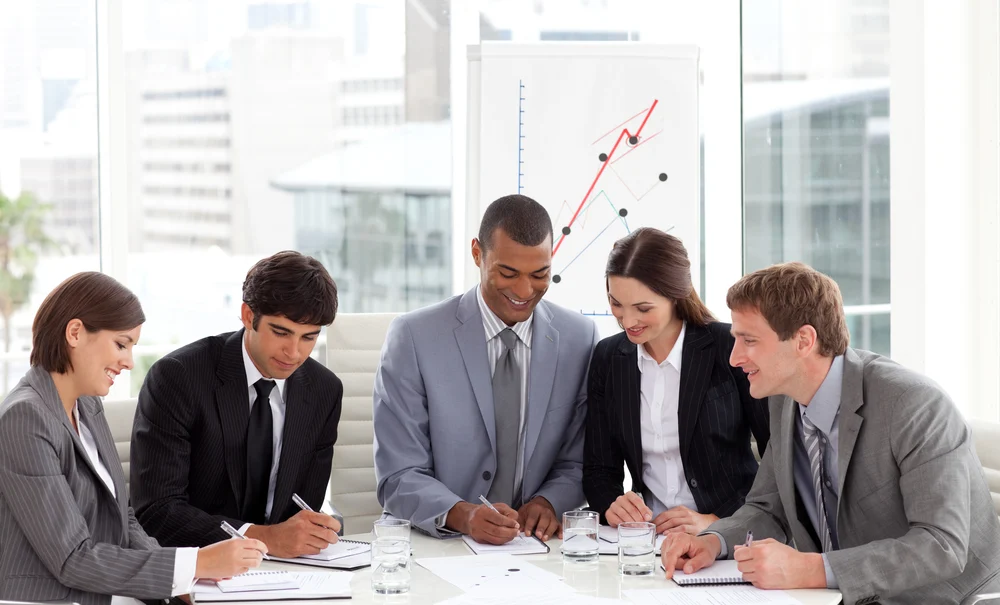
[561,510,599,563]
[617,522,656,576]
[371,537,410,594]
[373,517,411,541]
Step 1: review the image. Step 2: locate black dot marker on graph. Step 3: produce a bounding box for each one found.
[553,275,562,284]
[598,153,608,162]
[659,173,668,181]
[561,226,571,235]
[629,135,638,145]
[619,208,628,217]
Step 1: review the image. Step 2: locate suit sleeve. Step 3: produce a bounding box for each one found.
[127,506,160,551]
[582,338,627,524]
[533,320,601,516]
[0,401,176,599]
[299,375,342,518]
[373,316,465,537]
[131,357,243,547]
[826,383,976,604]
[702,397,790,549]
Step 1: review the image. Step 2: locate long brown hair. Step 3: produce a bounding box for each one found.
[605,228,714,326]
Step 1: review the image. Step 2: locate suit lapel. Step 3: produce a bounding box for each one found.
[454,288,496,450]
[677,324,714,462]
[613,337,643,476]
[523,303,557,469]
[835,349,865,521]
[271,369,311,521]
[77,397,129,533]
[215,330,251,509]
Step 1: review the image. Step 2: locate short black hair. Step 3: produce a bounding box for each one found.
[242,251,338,329]
[477,194,553,251]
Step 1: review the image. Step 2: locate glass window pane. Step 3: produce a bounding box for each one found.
[742,0,890,354]
[0,1,99,398]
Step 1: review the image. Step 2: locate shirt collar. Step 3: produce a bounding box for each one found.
[476,284,533,348]
[241,332,286,402]
[797,354,844,435]
[636,321,686,373]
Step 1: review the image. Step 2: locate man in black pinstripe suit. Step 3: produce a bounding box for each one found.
[130,252,345,559]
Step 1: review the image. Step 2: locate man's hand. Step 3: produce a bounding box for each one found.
[244,510,340,558]
[195,537,267,578]
[733,538,827,589]
[605,492,652,527]
[659,532,722,579]
[654,505,719,536]
[517,496,560,541]
[447,501,521,544]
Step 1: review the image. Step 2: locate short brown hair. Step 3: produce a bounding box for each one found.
[243,251,338,330]
[605,228,715,327]
[31,272,145,373]
[726,262,849,357]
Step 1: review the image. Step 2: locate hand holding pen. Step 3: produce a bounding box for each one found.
[241,494,341,558]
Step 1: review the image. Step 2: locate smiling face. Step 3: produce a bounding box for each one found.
[607,275,681,348]
[66,322,141,397]
[729,307,805,399]
[241,304,321,379]
[472,227,552,326]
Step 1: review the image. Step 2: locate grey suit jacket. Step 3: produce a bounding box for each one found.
[708,348,1000,605]
[373,287,601,537]
[0,367,177,605]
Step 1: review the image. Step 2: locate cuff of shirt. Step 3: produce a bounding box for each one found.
[238,523,251,535]
[435,512,448,529]
[171,547,199,596]
[699,531,729,559]
[822,554,838,588]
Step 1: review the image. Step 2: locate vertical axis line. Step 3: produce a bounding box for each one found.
[517,80,525,193]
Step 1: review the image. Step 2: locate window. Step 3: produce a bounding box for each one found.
[0,1,99,397]
[742,0,891,355]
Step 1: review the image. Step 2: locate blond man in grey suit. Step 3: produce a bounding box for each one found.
[0,273,266,605]
[661,263,1000,605]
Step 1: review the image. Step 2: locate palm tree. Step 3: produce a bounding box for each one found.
[0,191,53,393]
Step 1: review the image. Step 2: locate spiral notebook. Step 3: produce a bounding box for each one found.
[214,571,299,593]
[671,560,749,586]
[269,539,372,570]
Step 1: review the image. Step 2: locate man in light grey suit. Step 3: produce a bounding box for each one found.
[374,194,600,544]
[661,262,1000,605]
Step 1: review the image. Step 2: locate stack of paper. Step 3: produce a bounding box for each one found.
[462,533,549,555]
[192,571,353,602]
[214,571,298,593]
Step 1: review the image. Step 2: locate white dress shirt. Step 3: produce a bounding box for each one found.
[636,322,698,518]
[72,405,197,596]
[240,336,287,527]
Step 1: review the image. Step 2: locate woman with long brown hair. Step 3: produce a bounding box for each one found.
[584,228,769,535]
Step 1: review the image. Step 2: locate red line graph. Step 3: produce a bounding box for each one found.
[553,99,659,256]
[591,107,649,145]
[611,129,662,165]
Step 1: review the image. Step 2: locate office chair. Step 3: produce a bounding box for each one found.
[962,593,1000,605]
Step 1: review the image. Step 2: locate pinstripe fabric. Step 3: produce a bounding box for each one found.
[130,330,343,547]
[0,367,176,605]
[583,322,770,524]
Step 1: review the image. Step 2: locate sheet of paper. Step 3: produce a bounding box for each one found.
[192,571,352,602]
[213,571,298,592]
[625,587,802,605]
[299,539,370,561]
[462,533,548,555]
[415,554,573,594]
[437,590,625,605]
[599,525,620,543]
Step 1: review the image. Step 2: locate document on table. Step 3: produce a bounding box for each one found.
[624,587,802,605]
[415,553,573,594]
[462,533,549,555]
[214,571,298,592]
[269,540,372,570]
[299,539,370,561]
[437,591,625,605]
[191,571,353,602]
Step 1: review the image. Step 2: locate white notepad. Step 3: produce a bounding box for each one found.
[193,571,352,602]
[299,538,370,561]
[462,533,549,555]
[671,560,749,586]
[213,571,298,593]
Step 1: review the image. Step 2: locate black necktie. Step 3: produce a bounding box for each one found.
[245,378,275,523]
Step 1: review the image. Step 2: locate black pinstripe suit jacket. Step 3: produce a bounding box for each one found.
[583,322,770,523]
[130,330,343,547]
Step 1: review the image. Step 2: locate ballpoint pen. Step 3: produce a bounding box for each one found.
[292,493,314,512]
[220,520,270,560]
[744,530,754,548]
[478,494,501,514]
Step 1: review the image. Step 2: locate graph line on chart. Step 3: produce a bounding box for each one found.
[553,99,659,256]
[555,215,620,277]
[552,190,630,233]
[517,80,525,193]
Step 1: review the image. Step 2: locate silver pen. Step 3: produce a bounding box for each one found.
[220,520,270,560]
[292,493,314,512]
[478,494,501,514]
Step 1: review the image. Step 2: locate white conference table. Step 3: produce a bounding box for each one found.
[255,532,843,604]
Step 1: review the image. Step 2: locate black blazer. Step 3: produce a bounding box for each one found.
[130,330,343,547]
[583,322,769,524]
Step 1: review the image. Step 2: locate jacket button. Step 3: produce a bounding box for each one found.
[483,471,492,481]
[689,479,698,488]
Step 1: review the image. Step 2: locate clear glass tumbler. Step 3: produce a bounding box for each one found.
[371,537,410,594]
[560,510,599,563]
[617,521,656,576]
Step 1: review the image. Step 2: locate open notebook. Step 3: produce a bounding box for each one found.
[269,539,372,570]
[461,533,549,555]
[192,571,352,602]
[214,571,298,593]
[671,560,749,586]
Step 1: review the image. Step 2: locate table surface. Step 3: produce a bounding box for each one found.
[251,533,843,605]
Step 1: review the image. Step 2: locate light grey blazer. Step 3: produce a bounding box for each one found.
[373,287,600,537]
[708,348,1000,605]
[0,367,177,605]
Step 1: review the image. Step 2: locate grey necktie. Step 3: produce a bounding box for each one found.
[802,415,834,552]
[486,328,520,506]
